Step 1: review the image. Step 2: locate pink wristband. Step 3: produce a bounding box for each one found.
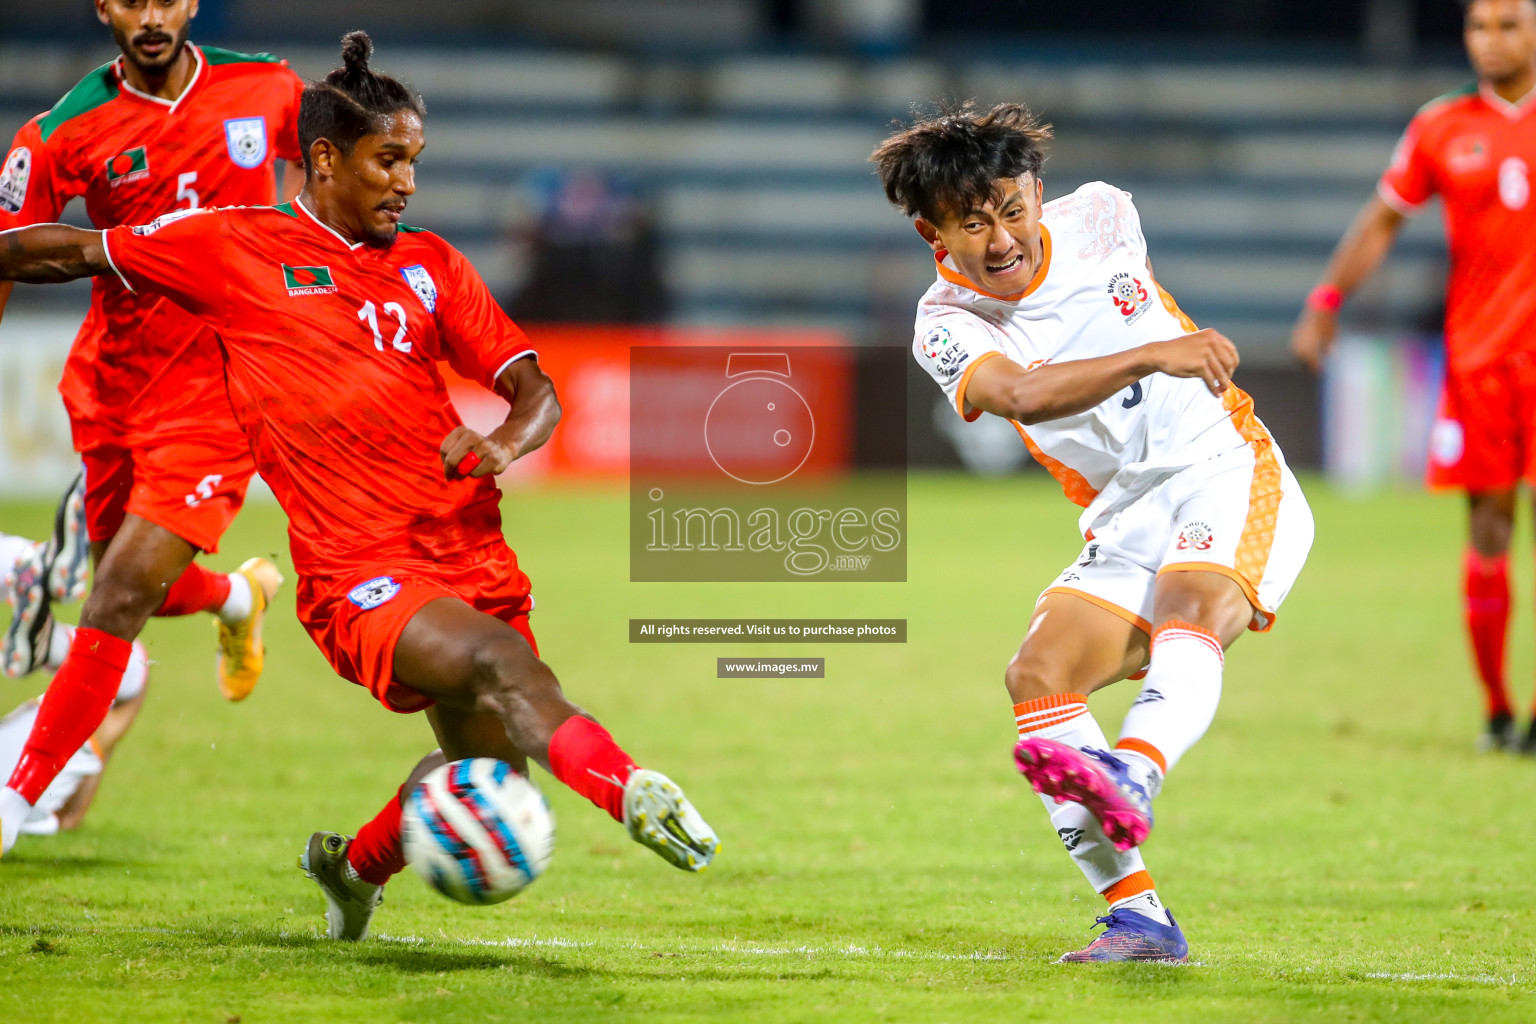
[1306,284,1343,313]
[455,451,482,476]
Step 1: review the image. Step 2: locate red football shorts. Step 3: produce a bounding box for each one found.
[80,431,256,554]
[295,539,536,714]
[1426,352,1536,492]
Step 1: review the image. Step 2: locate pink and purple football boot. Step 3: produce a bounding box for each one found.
[1013,738,1154,851]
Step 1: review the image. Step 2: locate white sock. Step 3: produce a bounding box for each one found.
[0,786,33,855]
[116,641,149,702]
[47,622,73,670]
[1015,694,1149,895]
[1117,621,1224,775]
[0,534,39,604]
[1109,887,1171,925]
[217,573,252,625]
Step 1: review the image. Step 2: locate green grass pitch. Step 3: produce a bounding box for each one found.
[2,472,1534,1023]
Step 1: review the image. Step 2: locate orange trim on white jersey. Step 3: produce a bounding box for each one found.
[87,735,105,761]
[1150,276,1198,334]
[1010,422,1100,509]
[953,350,1003,423]
[1039,586,1152,635]
[933,225,1054,302]
[1224,387,1282,601]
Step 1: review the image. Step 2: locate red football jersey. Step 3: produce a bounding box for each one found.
[0,44,303,444]
[1379,83,1536,375]
[103,200,536,577]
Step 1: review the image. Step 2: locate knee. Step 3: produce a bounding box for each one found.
[1004,654,1074,704]
[1469,492,1516,556]
[464,636,544,711]
[79,571,163,638]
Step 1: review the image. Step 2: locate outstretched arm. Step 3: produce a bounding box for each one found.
[964,328,1241,425]
[0,225,111,283]
[1291,195,1406,373]
[440,355,562,479]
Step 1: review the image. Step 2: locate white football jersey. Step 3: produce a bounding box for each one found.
[913,181,1281,538]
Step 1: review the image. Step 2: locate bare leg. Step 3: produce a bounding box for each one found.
[392,596,586,768]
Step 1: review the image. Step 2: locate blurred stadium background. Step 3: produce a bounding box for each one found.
[0,0,1471,493]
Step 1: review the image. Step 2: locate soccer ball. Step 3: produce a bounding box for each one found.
[401,758,555,905]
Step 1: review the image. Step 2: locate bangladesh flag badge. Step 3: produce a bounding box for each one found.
[282,264,336,296]
[104,146,149,187]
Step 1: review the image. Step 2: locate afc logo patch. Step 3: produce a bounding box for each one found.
[400,264,438,313]
[224,117,268,169]
[1175,521,1215,552]
[132,206,207,235]
[1107,272,1153,324]
[0,147,30,214]
[919,325,967,382]
[348,576,401,611]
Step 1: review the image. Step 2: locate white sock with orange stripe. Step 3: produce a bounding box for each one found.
[1115,619,1225,792]
[1014,693,1168,924]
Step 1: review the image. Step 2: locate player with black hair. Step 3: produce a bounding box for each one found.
[0,31,718,941]
[0,0,309,858]
[874,102,1314,962]
[1294,0,1536,753]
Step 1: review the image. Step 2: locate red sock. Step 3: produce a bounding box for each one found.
[547,716,637,822]
[347,784,408,886]
[1463,550,1512,719]
[7,627,131,803]
[154,563,231,618]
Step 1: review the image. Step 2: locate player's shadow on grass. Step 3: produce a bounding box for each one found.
[178,924,595,978]
[0,854,143,873]
[1097,963,1203,986]
[354,946,593,978]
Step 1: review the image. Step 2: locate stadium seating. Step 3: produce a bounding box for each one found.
[0,42,1463,363]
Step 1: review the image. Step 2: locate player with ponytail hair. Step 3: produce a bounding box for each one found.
[297,31,425,178]
[0,31,720,935]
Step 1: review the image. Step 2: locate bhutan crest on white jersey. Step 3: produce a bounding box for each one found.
[1175,521,1215,552]
[1107,272,1153,324]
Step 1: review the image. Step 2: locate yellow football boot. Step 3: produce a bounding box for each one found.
[216,557,284,702]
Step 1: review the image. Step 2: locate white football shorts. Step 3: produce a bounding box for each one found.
[1039,441,1314,633]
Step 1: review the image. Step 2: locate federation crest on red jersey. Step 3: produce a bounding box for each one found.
[347,576,400,611]
[223,117,267,169]
[400,264,437,313]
